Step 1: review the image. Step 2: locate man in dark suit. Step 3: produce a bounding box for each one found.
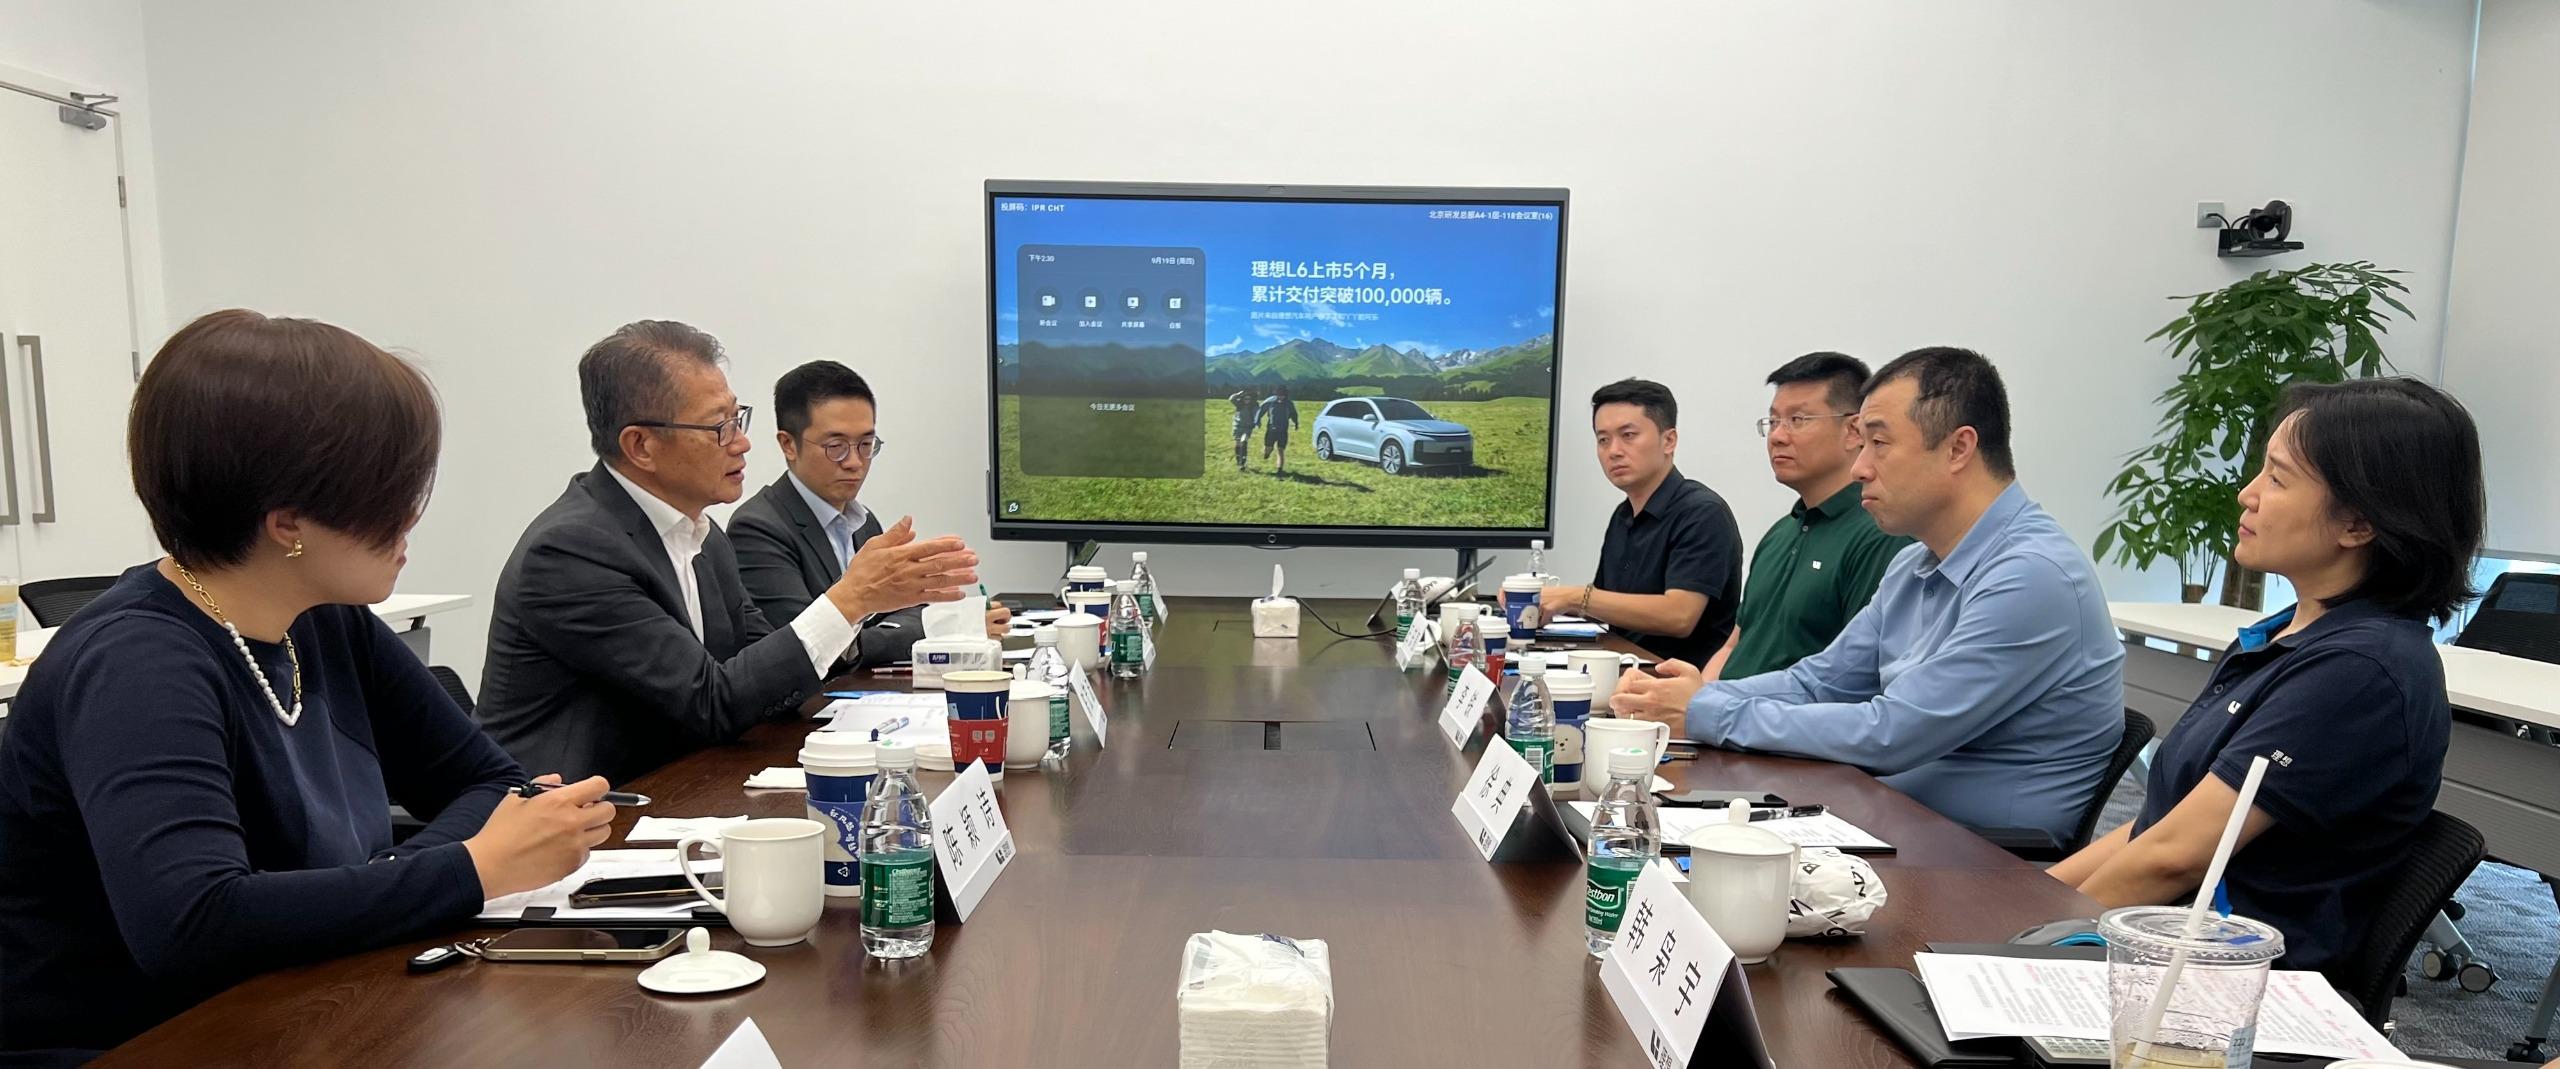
[478,321,978,783]
[730,361,1007,670]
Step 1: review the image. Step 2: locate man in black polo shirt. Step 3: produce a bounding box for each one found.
[1540,378,1742,666]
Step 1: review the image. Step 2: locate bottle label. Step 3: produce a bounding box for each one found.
[1394,612,1413,641]
[1137,592,1155,617]
[1048,694,1071,742]
[1508,737,1554,781]
[1585,856,1645,932]
[1111,631,1145,664]
[860,849,935,929]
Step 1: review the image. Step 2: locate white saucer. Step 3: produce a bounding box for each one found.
[638,929,767,995]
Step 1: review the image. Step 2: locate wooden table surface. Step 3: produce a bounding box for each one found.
[101,596,2093,1068]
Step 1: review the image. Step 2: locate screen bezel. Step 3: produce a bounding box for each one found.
[983,179,1569,549]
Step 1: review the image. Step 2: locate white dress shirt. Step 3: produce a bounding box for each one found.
[786,469,872,574]
[606,465,858,675]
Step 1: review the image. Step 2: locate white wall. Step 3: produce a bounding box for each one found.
[0,0,172,410]
[128,1,2476,688]
[2443,0,2559,558]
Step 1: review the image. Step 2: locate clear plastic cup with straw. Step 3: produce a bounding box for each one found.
[2106,754,2279,1068]
[2100,907,2283,1066]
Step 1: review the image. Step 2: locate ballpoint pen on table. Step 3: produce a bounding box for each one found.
[515,781,651,806]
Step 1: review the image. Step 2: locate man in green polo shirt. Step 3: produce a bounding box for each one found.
[1704,352,1913,681]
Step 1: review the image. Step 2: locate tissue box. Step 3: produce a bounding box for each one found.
[1178,931,1331,1069]
[1251,598,1300,638]
[910,636,1002,689]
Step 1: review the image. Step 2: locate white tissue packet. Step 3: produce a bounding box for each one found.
[1786,847,1888,938]
[1178,931,1332,1069]
[922,595,987,638]
[913,595,1001,688]
[1252,564,1299,638]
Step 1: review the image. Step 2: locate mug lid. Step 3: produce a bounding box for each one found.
[1688,800,1793,857]
[1057,612,1102,628]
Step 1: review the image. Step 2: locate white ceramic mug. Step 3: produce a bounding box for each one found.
[1006,678,1055,769]
[677,817,826,947]
[1565,649,1624,709]
[1584,716,1672,770]
[1684,812,1797,965]
[1055,613,1103,671]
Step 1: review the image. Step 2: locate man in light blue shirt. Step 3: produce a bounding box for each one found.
[1613,347,2122,842]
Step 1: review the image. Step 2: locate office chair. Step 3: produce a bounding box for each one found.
[2329,810,2484,1031]
[1971,710,2156,862]
[20,575,119,628]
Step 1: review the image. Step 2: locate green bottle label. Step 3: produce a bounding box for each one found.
[1111,631,1145,664]
[860,849,935,929]
[1048,694,1070,741]
[1585,856,1645,932]
[1508,737,1554,781]
[1137,592,1155,617]
[1394,612,1413,641]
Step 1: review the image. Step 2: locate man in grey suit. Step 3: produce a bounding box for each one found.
[478,322,978,784]
[730,361,1008,670]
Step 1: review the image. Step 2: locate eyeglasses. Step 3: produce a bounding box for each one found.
[628,405,754,446]
[1754,412,1855,437]
[804,435,886,464]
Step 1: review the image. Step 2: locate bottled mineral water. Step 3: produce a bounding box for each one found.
[1506,654,1555,781]
[1130,551,1162,622]
[1028,625,1074,762]
[1445,614,1486,698]
[1586,745,1663,956]
[860,739,935,959]
[1527,539,1546,580]
[1108,580,1147,680]
[1393,567,1424,645]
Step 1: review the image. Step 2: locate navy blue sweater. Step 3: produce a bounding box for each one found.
[0,566,521,1060]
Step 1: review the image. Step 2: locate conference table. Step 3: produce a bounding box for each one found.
[100,596,2095,1067]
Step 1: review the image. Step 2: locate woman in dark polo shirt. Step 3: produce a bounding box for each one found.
[0,311,617,1064]
[2050,377,2485,972]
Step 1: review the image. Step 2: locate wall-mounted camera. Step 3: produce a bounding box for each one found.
[2216,200,2304,258]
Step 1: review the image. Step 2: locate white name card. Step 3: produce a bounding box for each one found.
[1437,668,1496,748]
[927,761,1016,921]
[1066,665,1107,749]
[1450,738,1539,861]
[1599,861,1771,1068]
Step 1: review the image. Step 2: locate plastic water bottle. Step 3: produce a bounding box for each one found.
[860,739,935,959]
[1446,614,1486,698]
[1108,580,1146,680]
[1028,625,1074,762]
[1528,539,1546,580]
[1130,551,1162,622]
[1585,745,1662,956]
[1508,656,1555,781]
[1393,567,1424,644]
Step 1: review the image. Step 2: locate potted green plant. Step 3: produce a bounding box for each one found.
[2095,260,2409,605]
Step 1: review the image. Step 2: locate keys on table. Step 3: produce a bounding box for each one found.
[407,937,490,974]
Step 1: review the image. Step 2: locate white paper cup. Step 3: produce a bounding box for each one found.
[1500,574,1544,640]
[942,670,1012,780]
[796,734,877,897]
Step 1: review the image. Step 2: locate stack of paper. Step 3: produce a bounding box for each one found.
[626,815,754,843]
[1909,953,2403,1061]
[1178,931,1332,1069]
[1569,803,1894,852]
[818,692,948,746]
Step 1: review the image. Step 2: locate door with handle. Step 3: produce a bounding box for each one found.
[0,69,155,590]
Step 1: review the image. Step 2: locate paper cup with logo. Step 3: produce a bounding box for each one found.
[1500,574,1544,641]
[798,734,877,897]
[1055,612,1104,671]
[1584,716,1672,771]
[1480,627,1508,679]
[942,670,1012,780]
[1006,678,1055,770]
[1545,670,1595,791]
[1060,564,1109,601]
[1565,649,1624,709]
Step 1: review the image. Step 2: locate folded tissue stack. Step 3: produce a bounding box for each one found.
[1251,565,1300,639]
[910,596,1002,689]
[1177,930,1332,1069]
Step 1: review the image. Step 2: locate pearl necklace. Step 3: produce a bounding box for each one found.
[173,562,303,727]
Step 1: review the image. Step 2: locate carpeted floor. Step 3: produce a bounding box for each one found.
[2093,770,2558,1061]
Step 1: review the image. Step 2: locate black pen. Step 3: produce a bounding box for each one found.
[1746,805,1826,822]
[515,781,651,807]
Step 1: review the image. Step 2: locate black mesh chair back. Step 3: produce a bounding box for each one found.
[20,575,119,628]
[427,665,474,715]
[2329,810,2485,1028]
[2074,710,2157,852]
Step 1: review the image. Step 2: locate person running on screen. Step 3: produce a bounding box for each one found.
[1227,389,1259,472]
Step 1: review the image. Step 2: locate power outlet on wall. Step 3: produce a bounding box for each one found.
[2196,201,2227,229]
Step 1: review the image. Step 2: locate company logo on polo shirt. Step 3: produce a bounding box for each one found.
[2227,700,2241,715]
[2268,750,2295,767]
[1810,560,1824,570]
